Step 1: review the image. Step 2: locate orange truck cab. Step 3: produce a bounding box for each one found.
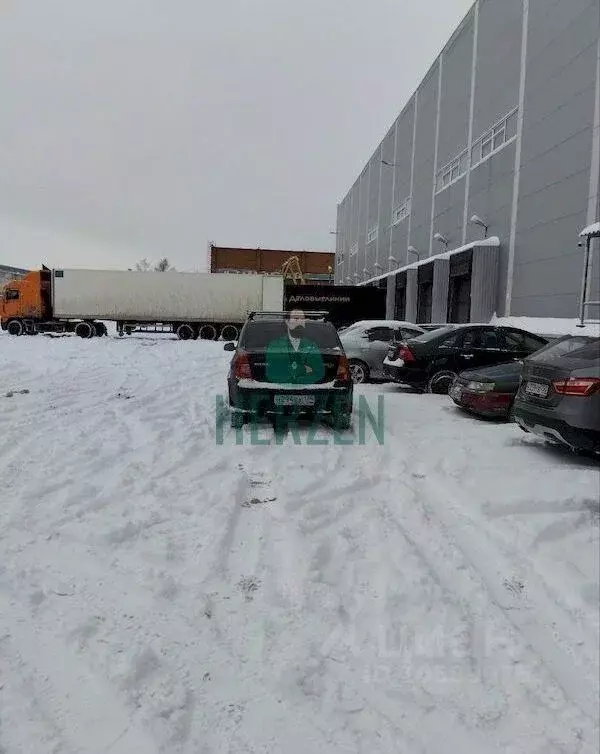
[0,269,52,335]
[1,267,108,337]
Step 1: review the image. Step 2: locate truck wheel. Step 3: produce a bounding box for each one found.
[199,324,217,341]
[7,320,23,336]
[221,325,238,341]
[176,323,195,340]
[75,321,94,339]
[93,322,107,337]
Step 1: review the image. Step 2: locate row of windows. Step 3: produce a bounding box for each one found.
[432,106,519,195]
[436,151,469,193]
[392,197,411,226]
[472,108,518,167]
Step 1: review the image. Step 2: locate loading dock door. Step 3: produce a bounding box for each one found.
[447,251,472,323]
[417,265,434,324]
[395,273,406,320]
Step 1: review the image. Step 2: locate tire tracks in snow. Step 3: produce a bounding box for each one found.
[0,589,160,754]
[412,471,599,723]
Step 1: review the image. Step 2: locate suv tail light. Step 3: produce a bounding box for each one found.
[337,354,350,381]
[233,351,253,379]
[398,344,416,362]
[552,377,600,396]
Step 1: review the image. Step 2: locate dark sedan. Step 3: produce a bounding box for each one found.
[513,336,600,454]
[383,324,549,394]
[449,360,522,419]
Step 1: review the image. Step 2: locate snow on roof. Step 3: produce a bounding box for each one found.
[579,222,600,238]
[490,315,600,337]
[341,319,423,329]
[358,236,500,285]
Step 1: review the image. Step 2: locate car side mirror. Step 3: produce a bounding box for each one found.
[223,342,236,351]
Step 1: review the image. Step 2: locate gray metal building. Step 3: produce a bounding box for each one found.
[334,0,600,324]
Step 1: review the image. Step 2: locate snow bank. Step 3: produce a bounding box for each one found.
[491,315,600,337]
[580,222,600,238]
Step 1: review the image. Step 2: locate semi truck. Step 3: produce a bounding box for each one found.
[0,267,285,340]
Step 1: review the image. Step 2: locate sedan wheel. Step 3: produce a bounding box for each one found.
[349,360,369,384]
[427,370,457,395]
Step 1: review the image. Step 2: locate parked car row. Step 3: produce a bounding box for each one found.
[222,311,599,455]
[382,324,549,393]
[379,323,599,456]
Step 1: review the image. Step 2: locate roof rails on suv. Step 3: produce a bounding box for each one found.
[247,311,331,321]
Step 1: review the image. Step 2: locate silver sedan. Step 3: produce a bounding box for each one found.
[339,320,425,383]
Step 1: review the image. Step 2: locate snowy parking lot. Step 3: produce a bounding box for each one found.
[1,332,599,754]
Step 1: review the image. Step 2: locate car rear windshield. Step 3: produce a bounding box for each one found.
[240,320,342,350]
[528,336,598,362]
[561,338,600,361]
[409,325,457,344]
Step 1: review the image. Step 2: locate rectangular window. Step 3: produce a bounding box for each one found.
[367,226,378,244]
[493,124,505,150]
[505,110,518,140]
[481,136,493,159]
[350,243,358,257]
[392,197,411,225]
[471,107,518,167]
[435,149,468,194]
[5,289,19,301]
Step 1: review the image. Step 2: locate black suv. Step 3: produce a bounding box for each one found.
[383,324,549,394]
[224,311,353,429]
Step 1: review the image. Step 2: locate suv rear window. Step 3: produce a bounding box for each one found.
[240,320,342,350]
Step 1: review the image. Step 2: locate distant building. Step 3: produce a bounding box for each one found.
[335,0,600,322]
[0,265,29,286]
[209,245,335,285]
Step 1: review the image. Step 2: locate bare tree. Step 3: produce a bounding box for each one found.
[154,257,174,272]
[135,258,152,272]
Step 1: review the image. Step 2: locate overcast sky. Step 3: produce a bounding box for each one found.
[0,0,473,271]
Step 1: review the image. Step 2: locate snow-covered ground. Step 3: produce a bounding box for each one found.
[490,315,600,337]
[1,332,598,754]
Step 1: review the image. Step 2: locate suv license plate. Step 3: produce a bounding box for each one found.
[525,381,548,398]
[274,395,316,407]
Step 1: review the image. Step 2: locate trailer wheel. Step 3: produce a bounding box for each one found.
[75,321,94,339]
[221,325,239,342]
[93,322,107,337]
[7,320,24,336]
[199,324,217,341]
[176,323,195,341]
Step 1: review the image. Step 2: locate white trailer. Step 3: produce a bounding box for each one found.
[50,269,284,340]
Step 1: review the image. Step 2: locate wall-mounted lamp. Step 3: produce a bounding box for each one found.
[433,233,449,250]
[469,214,488,238]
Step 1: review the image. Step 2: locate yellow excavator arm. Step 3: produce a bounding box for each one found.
[281,256,304,284]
